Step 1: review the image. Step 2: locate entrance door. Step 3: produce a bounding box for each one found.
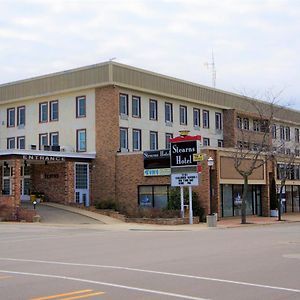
[20,165,31,201]
[75,163,89,207]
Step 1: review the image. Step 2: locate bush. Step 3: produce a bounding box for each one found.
[95,199,117,210]
[124,207,180,219]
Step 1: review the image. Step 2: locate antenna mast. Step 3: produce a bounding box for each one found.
[204,50,216,88]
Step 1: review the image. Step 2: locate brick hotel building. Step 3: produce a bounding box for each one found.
[0,61,299,218]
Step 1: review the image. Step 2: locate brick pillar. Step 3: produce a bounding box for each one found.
[64,161,74,204]
[223,109,237,148]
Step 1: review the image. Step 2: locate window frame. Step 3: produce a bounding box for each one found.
[179,105,187,125]
[50,100,59,121]
[120,127,128,150]
[203,110,210,128]
[193,108,200,127]
[203,137,210,146]
[76,129,87,152]
[39,102,48,123]
[165,133,173,149]
[7,108,15,128]
[165,102,173,123]
[76,96,86,118]
[295,128,300,143]
[132,128,142,151]
[218,139,224,147]
[17,106,26,126]
[39,133,49,150]
[119,93,128,116]
[215,112,222,130]
[132,96,141,118]
[149,99,158,121]
[49,132,59,146]
[150,131,158,150]
[7,137,16,149]
[17,136,25,149]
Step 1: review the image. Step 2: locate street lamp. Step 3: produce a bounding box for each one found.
[207,157,214,215]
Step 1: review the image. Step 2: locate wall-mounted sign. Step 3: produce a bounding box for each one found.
[171,173,199,186]
[144,168,171,177]
[170,141,198,167]
[44,174,59,179]
[23,155,65,162]
[193,153,204,162]
[143,149,170,169]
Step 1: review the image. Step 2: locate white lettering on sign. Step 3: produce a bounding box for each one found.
[23,155,65,162]
[172,145,196,154]
[171,173,199,187]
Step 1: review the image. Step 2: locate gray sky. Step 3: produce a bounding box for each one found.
[1,0,300,110]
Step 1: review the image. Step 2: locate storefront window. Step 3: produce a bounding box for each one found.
[138,185,170,209]
[153,186,168,208]
[222,185,233,217]
[292,186,299,212]
[139,186,153,207]
[285,185,293,212]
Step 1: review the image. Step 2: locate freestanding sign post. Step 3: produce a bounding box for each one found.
[170,132,201,224]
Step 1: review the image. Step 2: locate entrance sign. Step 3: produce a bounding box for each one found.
[23,155,65,162]
[171,173,199,186]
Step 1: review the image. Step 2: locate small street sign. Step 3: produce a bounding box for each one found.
[193,153,204,162]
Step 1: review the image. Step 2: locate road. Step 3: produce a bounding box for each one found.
[0,222,299,299]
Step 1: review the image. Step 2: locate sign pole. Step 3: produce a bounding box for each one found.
[180,186,184,218]
[189,186,193,224]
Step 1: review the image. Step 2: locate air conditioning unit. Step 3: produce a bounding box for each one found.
[120,114,128,120]
[60,145,75,152]
[51,145,60,152]
[120,148,129,153]
[31,144,37,150]
[42,145,51,151]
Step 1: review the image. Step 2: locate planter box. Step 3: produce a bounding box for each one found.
[270,210,278,217]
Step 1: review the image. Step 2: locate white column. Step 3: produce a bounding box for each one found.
[180,186,184,218]
[189,186,193,224]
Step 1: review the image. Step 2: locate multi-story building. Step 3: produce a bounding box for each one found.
[0,61,299,218]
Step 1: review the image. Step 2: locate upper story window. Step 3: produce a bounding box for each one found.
[193,108,200,127]
[76,96,86,118]
[215,112,222,130]
[150,131,158,150]
[218,139,224,147]
[120,127,128,150]
[76,129,86,152]
[272,124,277,139]
[132,129,141,151]
[203,137,210,146]
[165,133,173,149]
[243,118,249,130]
[179,105,187,125]
[237,116,249,130]
[50,100,59,121]
[7,137,15,149]
[165,102,173,123]
[7,108,15,127]
[39,133,48,150]
[285,127,291,141]
[50,132,59,146]
[119,94,128,116]
[203,110,210,128]
[149,99,157,120]
[253,120,260,132]
[39,102,48,123]
[295,128,300,143]
[17,106,25,127]
[132,96,141,118]
[17,136,25,149]
[280,125,285,140]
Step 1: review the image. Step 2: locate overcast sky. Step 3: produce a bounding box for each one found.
[1,0,300,110]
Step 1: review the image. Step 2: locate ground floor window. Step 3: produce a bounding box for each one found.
[221,184,262,217]
[138,185,170,208]
[282,185,300,213]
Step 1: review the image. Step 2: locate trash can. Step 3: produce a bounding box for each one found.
[207,213,217,227]
[30,194,36,203]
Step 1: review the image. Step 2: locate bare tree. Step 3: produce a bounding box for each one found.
[233,90,285,224]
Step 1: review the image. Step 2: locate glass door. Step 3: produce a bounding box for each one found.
[75,163,89,207]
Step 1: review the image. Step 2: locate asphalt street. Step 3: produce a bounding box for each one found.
[0,221,300,300]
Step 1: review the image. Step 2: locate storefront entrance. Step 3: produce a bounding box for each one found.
[20,164,31,201]
[75,163,90,207]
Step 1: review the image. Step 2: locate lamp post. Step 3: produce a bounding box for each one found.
[207,157,214,215]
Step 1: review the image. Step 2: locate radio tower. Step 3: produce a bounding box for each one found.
[204,50,216,88]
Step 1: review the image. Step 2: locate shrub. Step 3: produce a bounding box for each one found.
[95,199,117,210]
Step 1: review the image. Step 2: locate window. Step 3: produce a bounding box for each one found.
[203,110,210,128]
[119,94,128,116]
[280,125,285,140]
[50,100,59,121]
[150,131,158,150]
[76,96,86,118]
[253,120,260,132]
[218,139,224,147]
[272,124,277,139]
[285,127,291,141]
[132,96,141,118]
[179,105,187,125]
[132,129,141,151]
[243,118,249,130]
[193,108,200,127]
[203,137,210,146]
[17,136,25,149]
[215,112,222,130]
[7,137,15,149]
[39,133,48,150]
[17,106,25,126]
[149,99,157,120]
[295,128,300,143]
[165,102,173,123]
[7,108,15,127]
[120,127,128,150]
[76,129,86,152]
[50,132,59,146]
[139,185,171,208]
[39,102,48,123]
[165,133,173,149]
[237,116,242,129]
